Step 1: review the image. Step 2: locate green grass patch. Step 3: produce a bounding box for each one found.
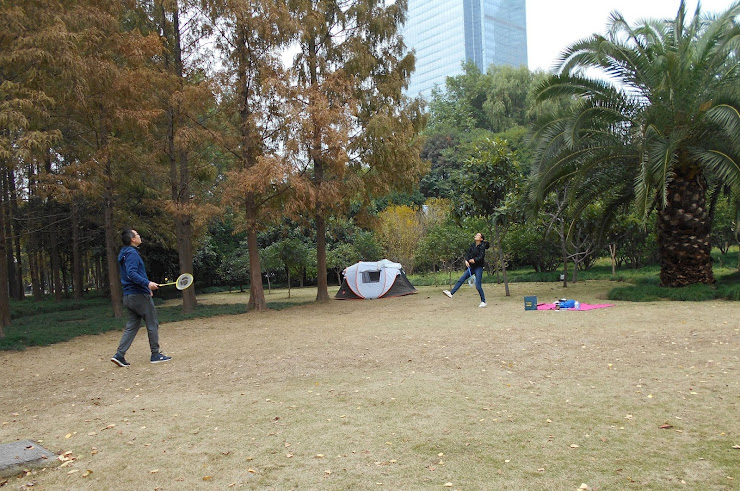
[10,294,111,320]
[606,262,740,302]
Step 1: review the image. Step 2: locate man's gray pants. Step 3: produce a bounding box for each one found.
[116,294,160,357]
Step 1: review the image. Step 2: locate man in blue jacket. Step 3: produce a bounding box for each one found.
[111,229,172,367]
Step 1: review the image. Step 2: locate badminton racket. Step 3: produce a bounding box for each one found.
[158,273,194,290]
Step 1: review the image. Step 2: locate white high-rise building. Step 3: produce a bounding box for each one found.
[404,0,528,98]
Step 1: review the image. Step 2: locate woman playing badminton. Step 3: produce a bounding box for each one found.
[111,228,172,367]
[442,232,489,308]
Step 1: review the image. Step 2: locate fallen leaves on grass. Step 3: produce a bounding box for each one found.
[659,423,674,429]
[58,451,76,467]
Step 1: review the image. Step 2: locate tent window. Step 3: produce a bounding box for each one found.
[362,271,381,283]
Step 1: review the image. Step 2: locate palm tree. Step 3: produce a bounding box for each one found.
[530,1,740,286]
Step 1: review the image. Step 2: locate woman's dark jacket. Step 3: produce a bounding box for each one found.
[464,241,489,268]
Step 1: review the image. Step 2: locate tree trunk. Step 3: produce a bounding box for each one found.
[609,243,617,276]
[494,221,510,297]
[245,217,266,311]
[234,23,267,313]
[308,37,329,303]
[29,245,42,300]
[72,204,84,300]
[0,183,10,335]
[94,255,103,292]
[49,218,62,302]
[43,152,63,301]
[657,172,715,286]
[175,214,196,312]
[2,169,17,300]
[315,214,329,302]
[560,220,568,288]
[104,187,122,317]
[10,169,24,300]
[103,154,122,316]
[165,0,196,314]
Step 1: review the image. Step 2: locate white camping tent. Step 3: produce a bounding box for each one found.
[335,259,416,300]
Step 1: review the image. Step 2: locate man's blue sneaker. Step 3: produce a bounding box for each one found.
[150,352,172,364]
[111,354,130,367]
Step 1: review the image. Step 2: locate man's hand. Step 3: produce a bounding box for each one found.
[148,281,159,291]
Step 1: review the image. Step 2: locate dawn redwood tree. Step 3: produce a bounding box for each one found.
[530,1,740,287]
[205,0,296,312]
[148,0,219,313]
[288,0,426,302]
[57,1,163,316]
[0,0,71,331]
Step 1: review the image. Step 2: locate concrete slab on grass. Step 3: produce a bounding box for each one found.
[0,440,58,477]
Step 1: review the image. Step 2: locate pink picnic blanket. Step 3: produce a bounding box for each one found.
[537,303,614,311]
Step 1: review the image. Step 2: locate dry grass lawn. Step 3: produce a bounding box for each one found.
[1,281,738,490]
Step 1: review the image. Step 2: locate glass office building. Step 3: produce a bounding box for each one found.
[404,0,527,99]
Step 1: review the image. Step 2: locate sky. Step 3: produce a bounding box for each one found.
[526,0,737,72]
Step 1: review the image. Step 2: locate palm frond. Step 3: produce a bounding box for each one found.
[705,103,740,142]
[531,0,740,229]
[693,150,740,188]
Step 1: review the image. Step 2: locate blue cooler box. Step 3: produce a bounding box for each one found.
[524,296,537,310]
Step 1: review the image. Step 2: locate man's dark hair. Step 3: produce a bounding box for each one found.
[121,229,135,246]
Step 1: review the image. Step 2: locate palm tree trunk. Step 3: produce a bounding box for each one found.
[657,172,715,286]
